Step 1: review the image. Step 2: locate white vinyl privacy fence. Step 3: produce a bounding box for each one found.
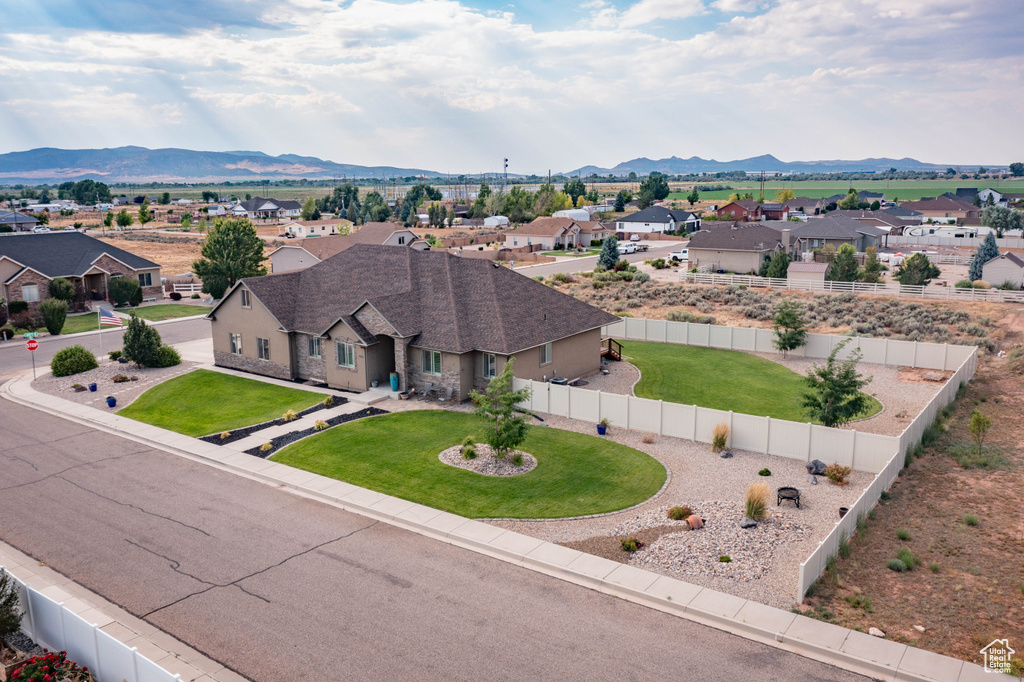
[888,234,1024,249]
[1,567,180,682]
[514,318,979,602]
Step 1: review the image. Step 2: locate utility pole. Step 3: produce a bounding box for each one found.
[503,158,508,194]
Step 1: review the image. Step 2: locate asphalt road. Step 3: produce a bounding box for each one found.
[0,401,865,682]
[513,242,683,279]
[0,317,212,379]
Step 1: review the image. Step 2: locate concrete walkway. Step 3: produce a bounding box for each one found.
[1,370,1000,682]
[225,401,369,452]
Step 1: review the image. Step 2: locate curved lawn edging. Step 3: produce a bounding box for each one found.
[271,410,667,519]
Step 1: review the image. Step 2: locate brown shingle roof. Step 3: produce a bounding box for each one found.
[900,196,977,212]
[240,245,618,354]
[687,224,782,252]
[278,224,421,261]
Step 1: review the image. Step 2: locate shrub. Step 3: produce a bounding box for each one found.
[11,651,91,682]
[313,419,329,431]
[621,537,643,552]
[108,349,122,360]
[112,374,131,383]
[887,558,908,572]
[462,444,477,460]
[282,409,298,422]
[897,547,920,570]
[964,514,978,526]
[50,345,98,377]
[929,562,940,572]
[880,490,891,501]
[152,344,181,368]
[650,258,667,269]
[668,505,693,520]
[220,431,232,440]
[634,272,650,284]
[109,276,143,307]
[191,293,200,299]
[896,528,911,541]
[11,310,42,332]
[844,594,873,612]
[758,468,771,476]
[511,453,524,466]
[260,442,274,452]
[718,555,732,563]
[824,463,852,486]
[744,482,770,521]
[7,300,28,315]
[122,314,162,367]
[462,435,475,447]
[954,279,973,289]
[322,395,334,407]
[0,567,25,651]
[641,433,655,444]
[711,422,729,452]
[40,298,68,335]
[48,276,76,302]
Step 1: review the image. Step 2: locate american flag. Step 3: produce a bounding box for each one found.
[99,308,123,328]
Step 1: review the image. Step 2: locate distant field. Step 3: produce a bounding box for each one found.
[669,179,1024,202]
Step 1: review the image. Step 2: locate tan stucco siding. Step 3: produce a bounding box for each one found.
[688,248,766,274]
[508,328,603,382]
[270,248,320,274]
[211,284,293,377]
[0,258,23,285]
[983,259,1024,287]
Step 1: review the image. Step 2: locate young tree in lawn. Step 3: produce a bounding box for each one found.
[122,313,163,367]
[968,231,999,281]
[861,246,883,283]
[0,568,24,654]
[598,236,619,270]
[802,339,872,428]
[772,299,807,357]
[893,252,940,286]
[968,409,992,457]
[469,357,532,458]
[765,250,791,279]
[192,218,266,299]
[115,209,133,229]
[827,243,860,282]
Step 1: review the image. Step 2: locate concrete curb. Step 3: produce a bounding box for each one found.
[1,371,1008,682]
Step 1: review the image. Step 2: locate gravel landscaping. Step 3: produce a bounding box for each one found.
[486,412,870,609]
[438,444,538,476]
[31,358,198,409]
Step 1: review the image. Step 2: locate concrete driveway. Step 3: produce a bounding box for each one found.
[0,400,866,682]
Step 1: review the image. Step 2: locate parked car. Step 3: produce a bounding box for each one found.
[32,226,51,233]
[669,248,689,262]
[629,234,640,242]
[617,242,637,255]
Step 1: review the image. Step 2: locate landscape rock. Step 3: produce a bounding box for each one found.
[913,625,925,633]
[807,475,818,485]
[806,459,827,476]
[923,372,945,382]
[869,627,886,638]
[739,517,757,529]
[719,450,733,459]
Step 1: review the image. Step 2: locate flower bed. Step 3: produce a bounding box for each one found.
[199,399,345,445]
[244,407,388,457]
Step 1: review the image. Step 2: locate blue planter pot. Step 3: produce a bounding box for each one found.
[597,425,607,435]
[88,383,97,392]
[389,372,400,391]
[106,397,117,408]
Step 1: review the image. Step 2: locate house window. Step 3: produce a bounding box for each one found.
[257,338,270,361]
[229,333,242,355]
[540,343,552,365]
[21,284,39,302]
[240,289,251,308]
[398,235,406,245]
[138,272,152,287]
[483,353,496,379]
[308,336,322,359]
[336,341,356,368]
[422,349,442,375]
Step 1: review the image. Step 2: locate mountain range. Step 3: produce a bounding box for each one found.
[561,154,979,176]
[0,146,996,185]
[0,146,443,184]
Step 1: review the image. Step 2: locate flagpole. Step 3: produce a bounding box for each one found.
[97,305,102,356]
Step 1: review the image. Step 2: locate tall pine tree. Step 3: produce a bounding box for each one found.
[968,232,999,281]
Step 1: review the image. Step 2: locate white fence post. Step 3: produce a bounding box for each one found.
[658,400,664,436]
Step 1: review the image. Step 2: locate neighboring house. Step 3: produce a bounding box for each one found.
[686,224,789,274]
[714,201,760,222]
[208,245,618,399]
[173,198,194,206]
[787,262,829,282]
[280,218,353,239]
[981,253,1024,288]
[944,188,980,205]
[0,232,162,309]
[504,218,613,249]
[899,196,980,223]
[233,197,303,220]
[823,191,884,205]
[269,223,427,273]
[783,197,826,215]
[0,211,41,232]
[759,203,790,221]
[615,205,699,233]
[976,188,1008,207]
[207,205,228,217]
[787,215,889,253]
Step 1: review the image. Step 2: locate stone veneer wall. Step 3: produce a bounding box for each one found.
[214,350,293,381]
[394,337,411,391]
[5,269,52,311]
[354,306,396,336]
[295,334,327,381]
[406,348,463,401]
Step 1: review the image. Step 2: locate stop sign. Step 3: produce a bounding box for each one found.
[26,339,38,351]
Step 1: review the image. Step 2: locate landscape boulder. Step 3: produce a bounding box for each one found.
[739,517,757,529]
[806,459,827,476]
[719,450,733,459]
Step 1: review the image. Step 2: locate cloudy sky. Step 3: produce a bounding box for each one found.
[0,0,1020,173]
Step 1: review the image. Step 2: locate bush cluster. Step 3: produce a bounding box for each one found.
[50,345,98,377]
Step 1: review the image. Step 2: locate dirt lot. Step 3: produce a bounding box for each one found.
[796,356,1024,673]
[96,234,203,274]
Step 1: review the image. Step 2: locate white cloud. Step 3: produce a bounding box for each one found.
[711,0,764,12]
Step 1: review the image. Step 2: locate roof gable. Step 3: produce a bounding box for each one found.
[0,232,160,278]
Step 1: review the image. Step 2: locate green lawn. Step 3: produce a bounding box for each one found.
[542,248,600,257]
[116,304,207,321]
[272,410,666,519]
[119,369,325,437]
[62,313,102,335]
[623,341,881,423]
[668,179,1024,202]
